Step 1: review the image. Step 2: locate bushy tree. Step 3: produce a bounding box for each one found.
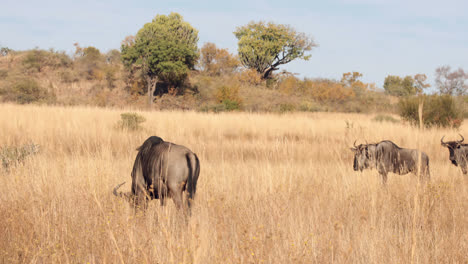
[234,21,317,79]
[0,78,55,104]
[435,66,467,96]
[340,72,369,97]
[0,47,12,56]
[22,48,72,72]
[199,43,239,76]
[384,75,425,96]
[121,13,199,104]
[398,95,463,128]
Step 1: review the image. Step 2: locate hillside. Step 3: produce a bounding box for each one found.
[0,48,397,113]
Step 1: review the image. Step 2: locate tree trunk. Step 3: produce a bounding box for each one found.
[146,77,157,106]
[262,66,278,80]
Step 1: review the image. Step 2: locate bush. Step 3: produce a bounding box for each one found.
[0,78,55,104]
[215,82,242,108]
[1,143,40,169]
[298,101,321,112]
[222,99,240,111]
[398,95,463,128]
[372,114,399,123]
[117,113,146,131]
[279,103,295,113]
[236,69,263,86]
[59,70,80,83]
[22,49,72,72]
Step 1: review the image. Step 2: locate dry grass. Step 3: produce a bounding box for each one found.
[0,103,467,263]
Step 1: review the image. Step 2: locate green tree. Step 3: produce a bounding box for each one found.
[398,95,462,128]
[121,12,199,105]
[384,74,430,96]
[234,21,317,79]
[383,75,417,96]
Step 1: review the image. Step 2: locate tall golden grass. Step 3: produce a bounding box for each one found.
[0,103,467,263]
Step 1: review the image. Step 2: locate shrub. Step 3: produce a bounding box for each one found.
[298,101,321,112]
[236,69,263,86]
[1,143,40,169]
[103,65,119,89]
[306,79,355,102]
[22,49,72,72]
[222,99,240,111]
[59,70,80,83]
[279,103,295,113]
[0,78,55,104]
[372,114,399,123]
[0,47,12,56]
[398,95,463,128]
[215,82,242,108]
[278,76,299,95]
[117,112,146,131]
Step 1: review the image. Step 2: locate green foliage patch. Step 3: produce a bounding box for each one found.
[372,114,399,123]
[1,143,40,169]
[0,78,56,104]
[398,95,463,128]
[117,112,146,131]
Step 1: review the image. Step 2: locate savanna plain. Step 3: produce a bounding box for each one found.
[0,103,467,263]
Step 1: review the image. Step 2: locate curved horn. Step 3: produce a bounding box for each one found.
[458,134,464,143]
[441,136,448,146]
[113,182,126,197]
[353,140,357,148]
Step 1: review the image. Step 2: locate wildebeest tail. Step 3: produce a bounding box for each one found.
[186,152,200,206]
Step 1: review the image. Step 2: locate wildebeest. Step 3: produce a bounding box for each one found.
[350,140,378,171]
[113,136,200,210]
[441,134,468,174]
[351,140,430,183]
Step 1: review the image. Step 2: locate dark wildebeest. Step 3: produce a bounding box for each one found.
[441,134,468,174]
[113,136,200,210]
[351,140,430,184]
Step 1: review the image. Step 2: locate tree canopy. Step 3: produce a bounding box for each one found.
[435,66,467,96]
[234,21,317,79]
[383,74,429,96]
[121,12,199,103]
[199,42,239,76]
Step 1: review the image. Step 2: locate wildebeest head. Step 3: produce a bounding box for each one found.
[350,140,373,171]
[441,134,467,174]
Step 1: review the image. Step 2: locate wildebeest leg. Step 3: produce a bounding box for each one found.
[171,190,184,210]
[167,181,185,210]
[133,188,148,210]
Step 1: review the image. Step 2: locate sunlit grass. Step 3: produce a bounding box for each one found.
[0,103,466,263]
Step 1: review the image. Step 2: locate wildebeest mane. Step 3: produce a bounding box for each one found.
[132,136,167,198]
[379,140,402,149]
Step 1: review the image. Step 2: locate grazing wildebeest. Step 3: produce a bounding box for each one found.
[113,136,200,210]
[351,140,430,184]
[441,134,468,174]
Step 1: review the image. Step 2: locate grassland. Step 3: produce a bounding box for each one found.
[0,103,467,263]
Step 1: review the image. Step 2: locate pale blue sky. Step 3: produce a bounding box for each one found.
[1,0,467,88]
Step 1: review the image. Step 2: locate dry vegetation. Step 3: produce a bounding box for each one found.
[0,103,467,263]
